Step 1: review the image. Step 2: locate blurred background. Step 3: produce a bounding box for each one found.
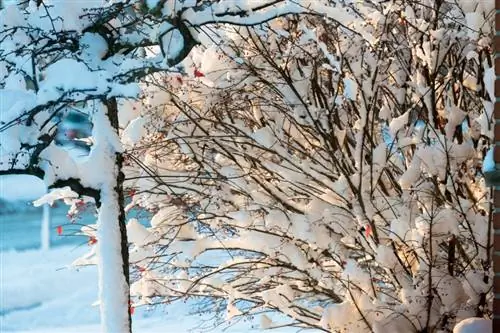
[0,111,101,332]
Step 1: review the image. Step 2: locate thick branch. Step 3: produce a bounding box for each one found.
[50,178,101,206]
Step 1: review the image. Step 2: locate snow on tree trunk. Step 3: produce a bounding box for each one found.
[97,184,130,333]
[94,98,131,333]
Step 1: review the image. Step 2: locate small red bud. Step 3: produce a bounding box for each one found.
[194,69,204,78]
[365,224,373,238]
[129,300,135,315]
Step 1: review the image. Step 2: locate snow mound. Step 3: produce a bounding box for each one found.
[453,318,491,333]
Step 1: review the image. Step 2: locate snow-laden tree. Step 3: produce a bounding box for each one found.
[0,1,306,331]
[122,1,496,332]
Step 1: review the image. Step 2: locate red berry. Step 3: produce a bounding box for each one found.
[129,300,135,315]
[194,69,204,78]
[365,224,373,238]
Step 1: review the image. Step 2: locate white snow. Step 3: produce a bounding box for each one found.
[0,244,303,333]
[343,77,358,101]
[453,318,491,333]
[389,111,409,135]
[0,246,99,332]
[37,59,108,104]
[95,185,130,333]
[126,218,154,247]
[33,187,78,207]
[79,33,109,61]
[464,13,483,40]
[122,116,147,146]
[484,65,495,104]
[161,28,184,62]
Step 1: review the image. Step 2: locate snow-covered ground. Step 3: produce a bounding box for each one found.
[0,176,304,332]
[1,246,304,333]
[1,246,99,331]
[0,246,294,332]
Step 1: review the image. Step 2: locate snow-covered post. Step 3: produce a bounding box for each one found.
[40,186,50,251]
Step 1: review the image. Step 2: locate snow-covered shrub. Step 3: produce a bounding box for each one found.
[125,1,495,332]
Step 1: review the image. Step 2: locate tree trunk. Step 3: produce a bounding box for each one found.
[96,98,131,332]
